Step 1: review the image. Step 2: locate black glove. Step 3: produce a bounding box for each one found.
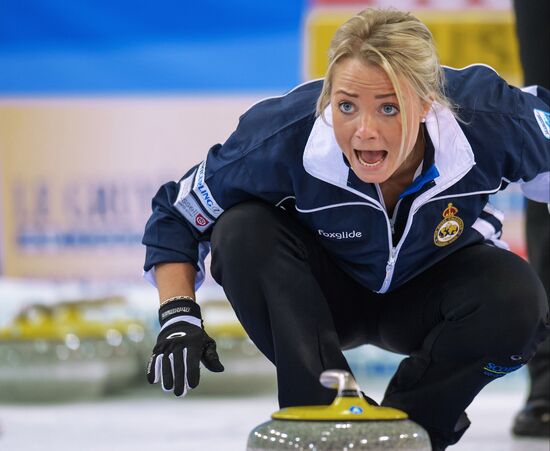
[146,298,224,397]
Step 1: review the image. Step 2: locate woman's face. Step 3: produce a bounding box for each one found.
[330,58,430,184]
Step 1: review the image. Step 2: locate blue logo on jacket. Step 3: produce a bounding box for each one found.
[534,109,550,139]
[483,362,524,378]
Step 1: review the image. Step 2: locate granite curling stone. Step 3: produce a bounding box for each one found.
[247,369,431,450]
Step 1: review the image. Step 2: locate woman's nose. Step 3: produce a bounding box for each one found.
[355,114,378,140]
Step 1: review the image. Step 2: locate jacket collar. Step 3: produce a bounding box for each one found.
[303,103,476,195]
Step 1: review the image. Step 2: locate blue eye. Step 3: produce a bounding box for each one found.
[381,104,399,115]
[338,102,355,114]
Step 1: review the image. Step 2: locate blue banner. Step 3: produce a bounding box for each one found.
[0,0,306,93]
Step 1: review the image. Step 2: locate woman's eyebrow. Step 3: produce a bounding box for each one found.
[334,89,359,97]
[375,92,397,99]
[334,89,397,99]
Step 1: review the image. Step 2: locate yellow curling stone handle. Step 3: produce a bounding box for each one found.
[272,370,408,421]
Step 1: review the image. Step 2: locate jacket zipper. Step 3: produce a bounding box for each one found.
[375,184,397,293]
[380,247,398,293]
[375,165,474,294]
[381,200,402,292]
[389,198,402,234]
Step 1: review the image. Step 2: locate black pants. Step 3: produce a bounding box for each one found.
[210,202,549,449]
[525,200,550,404]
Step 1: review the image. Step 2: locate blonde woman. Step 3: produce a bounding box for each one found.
[143,9,550,450]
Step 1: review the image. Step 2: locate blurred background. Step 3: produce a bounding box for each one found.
[0,0,540,450]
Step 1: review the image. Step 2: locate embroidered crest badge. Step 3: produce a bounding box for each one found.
[434,203,464,247]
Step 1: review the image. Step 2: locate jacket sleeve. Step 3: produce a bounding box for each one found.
[141,142,259,289]
[141,83,316,289]
[141,108,304,289]
[512,85,550,202]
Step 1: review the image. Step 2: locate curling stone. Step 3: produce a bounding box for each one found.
[0,297,147,402]
[247,369,431,450]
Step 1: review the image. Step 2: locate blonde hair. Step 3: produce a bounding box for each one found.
[317,8,452,160]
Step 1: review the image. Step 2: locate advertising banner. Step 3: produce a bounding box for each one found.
[305,9,521,86]
[0,97,260,279]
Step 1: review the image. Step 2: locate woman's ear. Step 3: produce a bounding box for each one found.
[421,95,434,121]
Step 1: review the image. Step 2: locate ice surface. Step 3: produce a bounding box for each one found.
[0,381,548,451]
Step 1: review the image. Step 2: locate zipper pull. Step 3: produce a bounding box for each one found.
[386,248,397,272]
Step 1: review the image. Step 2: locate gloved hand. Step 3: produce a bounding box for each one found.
[146,297,224,396]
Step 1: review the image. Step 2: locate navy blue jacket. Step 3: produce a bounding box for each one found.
[143,65,550,293]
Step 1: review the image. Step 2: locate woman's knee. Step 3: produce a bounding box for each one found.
[485,252,547,343]
[212,201,281,256]
[441,247,549,358]
[210,201,308,278]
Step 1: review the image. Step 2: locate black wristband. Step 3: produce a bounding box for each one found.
[158,298,202,327]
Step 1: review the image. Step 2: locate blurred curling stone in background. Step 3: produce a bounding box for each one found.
[0,277,278,402]
[194,299,277,395]
[0,296,151,402]
[247,370,430,450]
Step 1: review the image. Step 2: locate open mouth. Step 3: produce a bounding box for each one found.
[355,149,388,168]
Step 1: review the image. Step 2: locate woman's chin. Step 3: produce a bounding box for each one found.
[351,158,391,184]
[354,171,388,184]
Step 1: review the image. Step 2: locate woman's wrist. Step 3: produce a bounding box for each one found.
[159,295,196,308]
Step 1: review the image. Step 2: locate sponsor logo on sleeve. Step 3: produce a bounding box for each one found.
[195,213,209,227]
[174,175,213,233]
[176,171,195,200]
[193,161,224,218]
[534,109,550,139]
